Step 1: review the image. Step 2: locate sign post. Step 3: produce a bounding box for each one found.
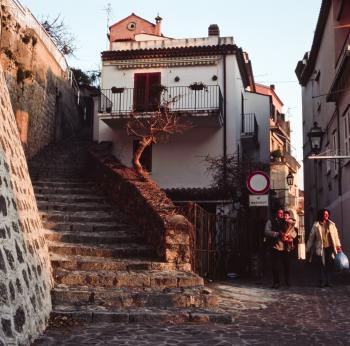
[246,171,270,207]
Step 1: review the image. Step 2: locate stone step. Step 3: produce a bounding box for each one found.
[30,170,84,179]
[48,241,156,259]
[53,269,204,289]
[31,176,92,183]
[50,254,190,272]
[34,186,102,195]
[36,193,106,204]
[40,211,118,223]
[33,181,96,188]
[43,221,132,233]
[37,201,114,213]
[51,305,232,324]
[51,286,217,309]
[44,229,144,245]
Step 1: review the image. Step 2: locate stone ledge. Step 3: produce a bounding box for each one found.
[51,307,233,325]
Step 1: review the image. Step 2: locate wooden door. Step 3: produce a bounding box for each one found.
[134,72,161,111]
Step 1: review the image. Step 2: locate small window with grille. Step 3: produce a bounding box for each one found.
[332,132,338,175]
[344,109,350,156]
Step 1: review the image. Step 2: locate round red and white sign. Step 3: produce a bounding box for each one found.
[246,171,270,194]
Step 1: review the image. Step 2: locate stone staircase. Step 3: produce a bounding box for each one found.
[29,139,232,324]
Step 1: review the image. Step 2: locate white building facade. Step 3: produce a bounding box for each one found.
[94,14,300,212]
[94,14,259,192]
[296,0,350,252]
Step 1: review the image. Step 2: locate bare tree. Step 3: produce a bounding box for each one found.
[126,98,193,176]
[41,14,76,55]
[205,153,269,199]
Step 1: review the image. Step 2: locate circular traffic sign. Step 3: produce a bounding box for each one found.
[246,171,270,194]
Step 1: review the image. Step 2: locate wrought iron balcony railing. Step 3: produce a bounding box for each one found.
[241,113,259,146]
[99,85,223,119]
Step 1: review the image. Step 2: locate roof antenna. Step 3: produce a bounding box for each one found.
[103,3,112,49]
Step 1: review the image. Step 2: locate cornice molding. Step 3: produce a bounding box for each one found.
[102,44,237,61]
[103,56,220,69]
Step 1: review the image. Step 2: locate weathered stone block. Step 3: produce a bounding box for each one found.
[150,274,177,289]
[0,196,7,216]
[0,283,9,306]
[0,250,7,273]
[4,249,14,270]
[1,319,13,338]
[14,307,26,333]
[0,229,6,239]
[164,228,190,245]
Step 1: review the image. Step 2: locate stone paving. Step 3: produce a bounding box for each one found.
[33,265,350,346]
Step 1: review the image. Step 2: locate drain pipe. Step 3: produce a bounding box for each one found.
[223,53,227,186]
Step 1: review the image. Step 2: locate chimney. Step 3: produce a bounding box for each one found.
[270,84,275,90]
[208,24,220,37]
[155,14,162,36]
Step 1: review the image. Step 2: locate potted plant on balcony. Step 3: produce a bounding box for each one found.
[271,149,282,162]
[111,86,125,93]
[189,82,208,91]
[151,84,167,93]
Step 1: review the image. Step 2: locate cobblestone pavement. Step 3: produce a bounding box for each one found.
[33,264,350,346]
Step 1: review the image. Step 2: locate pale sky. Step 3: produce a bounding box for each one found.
[23,0,322,180]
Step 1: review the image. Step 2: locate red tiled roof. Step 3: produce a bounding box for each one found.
[109,13,156,29]
[101,44,237,61]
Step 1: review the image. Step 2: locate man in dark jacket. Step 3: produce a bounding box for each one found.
[264,208,289,288]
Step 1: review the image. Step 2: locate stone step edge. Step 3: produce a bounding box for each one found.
[51,308,233,324]
[54,268,202,278]
[52,284,208,294]
[50,255,191,272]
[48,241,153,250]
[44,229,142,238]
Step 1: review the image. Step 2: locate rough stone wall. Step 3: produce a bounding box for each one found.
[88,143,192,270]
[0,6,81,159]
[0,64,52,345]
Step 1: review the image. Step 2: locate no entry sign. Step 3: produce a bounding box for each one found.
[246,171,270,195]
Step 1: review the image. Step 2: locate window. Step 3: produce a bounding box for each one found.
[133,140,152,172]
[332,131,338,174]
[344,109,350,155]
[326,146,331,174]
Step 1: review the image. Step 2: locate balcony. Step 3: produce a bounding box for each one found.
[327,32,350,102]
[240,113,259,149]
[270,113,290,137]
[98,85,223,128]
[283,151,300,172]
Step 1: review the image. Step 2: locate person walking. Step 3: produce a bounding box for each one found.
[265,208,296,288]
[306,208,342,288]
[283,210,298,253]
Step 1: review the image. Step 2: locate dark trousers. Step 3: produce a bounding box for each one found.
[316,247,334,285]
[270,248,291,285]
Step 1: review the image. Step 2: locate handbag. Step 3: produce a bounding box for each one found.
[334,251,349,271]
[297,243,306,260]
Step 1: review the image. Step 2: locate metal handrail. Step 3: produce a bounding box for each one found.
[99,85,223,116]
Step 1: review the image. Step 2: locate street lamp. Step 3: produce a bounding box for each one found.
[308,121,324,155]
[286,171,294,188]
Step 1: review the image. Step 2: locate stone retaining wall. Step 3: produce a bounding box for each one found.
[0,5,81,159]
[0,63,52,345]
[88,143,193,270]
